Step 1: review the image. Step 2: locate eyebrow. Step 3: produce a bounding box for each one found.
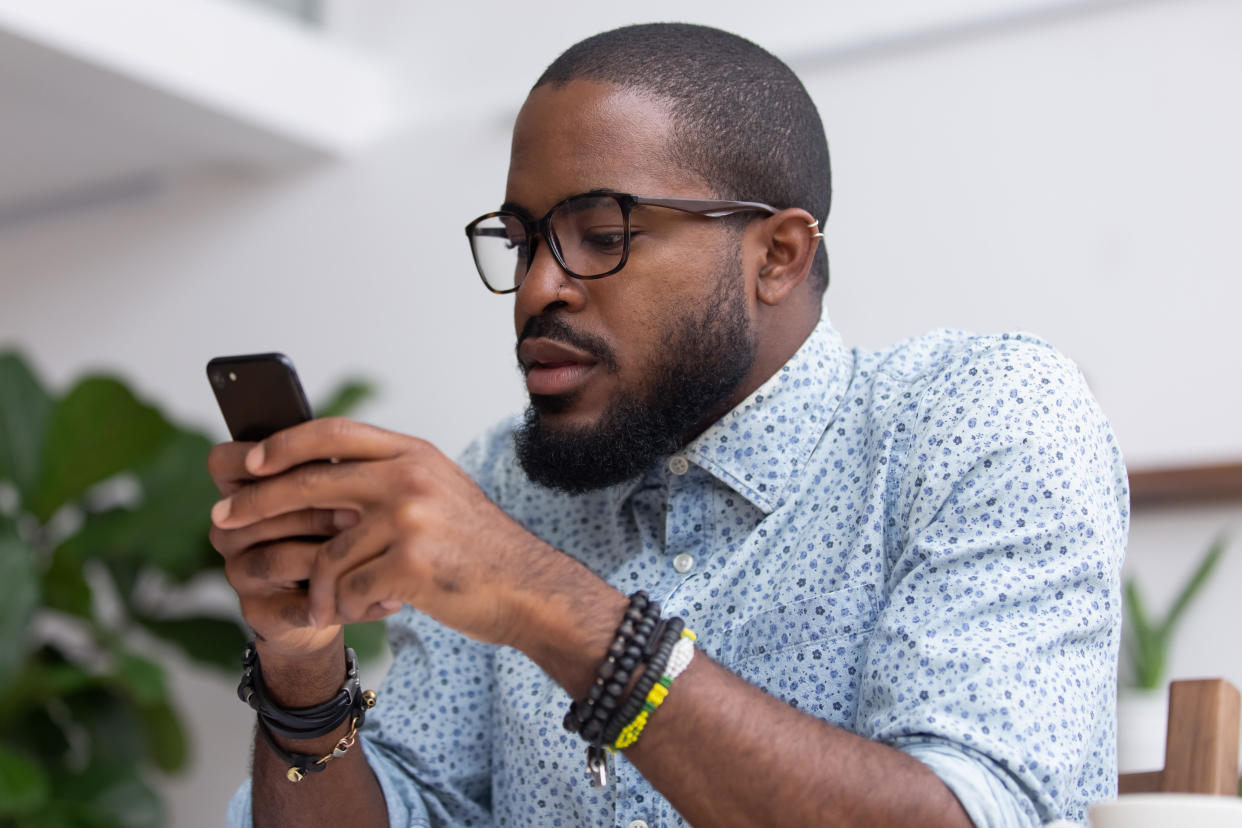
[500,188,618,217]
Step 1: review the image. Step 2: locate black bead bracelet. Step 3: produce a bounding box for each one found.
[563,591,661,740]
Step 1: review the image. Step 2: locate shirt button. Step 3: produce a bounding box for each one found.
[668,455,689,475]
[627,821,650,828]
[672,553,694,574]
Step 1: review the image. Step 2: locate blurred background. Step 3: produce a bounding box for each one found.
[0,0,1239,824]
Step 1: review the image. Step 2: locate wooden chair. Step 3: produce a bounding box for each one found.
[1119,678,1241,795]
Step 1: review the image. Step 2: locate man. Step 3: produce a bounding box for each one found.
[214,23,1127,828]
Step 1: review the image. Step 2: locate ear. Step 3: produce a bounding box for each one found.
[750,208,821,307]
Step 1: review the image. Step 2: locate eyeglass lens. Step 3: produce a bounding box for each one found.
[469,195,627,292]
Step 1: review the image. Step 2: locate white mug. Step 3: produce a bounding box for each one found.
[1088,794,1242,828]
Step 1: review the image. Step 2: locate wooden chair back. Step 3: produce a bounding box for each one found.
[1118,678,1241,795]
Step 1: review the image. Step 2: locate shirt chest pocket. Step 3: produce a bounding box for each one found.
[722,584,879,726]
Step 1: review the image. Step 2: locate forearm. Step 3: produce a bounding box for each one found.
[625,656,972,827]
[518,574,971,828]
[249,635,389,828]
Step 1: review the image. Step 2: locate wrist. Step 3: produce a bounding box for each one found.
[253,632,346,708]
[506,554,629,697]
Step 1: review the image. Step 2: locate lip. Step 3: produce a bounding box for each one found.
[519,338,599,396]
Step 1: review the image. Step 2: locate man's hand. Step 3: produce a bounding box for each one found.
[207,441,355,660]
[209,419,562,650]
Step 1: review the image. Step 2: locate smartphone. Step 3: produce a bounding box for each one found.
[206,353,314,442]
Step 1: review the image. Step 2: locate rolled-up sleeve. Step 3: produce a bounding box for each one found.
[856,337,1128,826]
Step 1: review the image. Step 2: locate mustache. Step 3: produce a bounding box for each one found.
[516,315,618,373]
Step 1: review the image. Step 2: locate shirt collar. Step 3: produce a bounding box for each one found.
[680,315,852,514]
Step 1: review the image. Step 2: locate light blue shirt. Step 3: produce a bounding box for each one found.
[230,317,1127,827]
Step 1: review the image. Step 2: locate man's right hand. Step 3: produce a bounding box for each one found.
[207,441,356,661]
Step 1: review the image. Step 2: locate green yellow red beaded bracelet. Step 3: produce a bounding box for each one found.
[612,628,696,751]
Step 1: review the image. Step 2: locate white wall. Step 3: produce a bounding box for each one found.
[2,0,1240,823]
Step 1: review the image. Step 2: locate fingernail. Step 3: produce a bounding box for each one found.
[211,498,232,525]
[333,510,359,530]
[379,600,403,613]
[246,444,265,473]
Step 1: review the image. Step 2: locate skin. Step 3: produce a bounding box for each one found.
[209,80,973,827]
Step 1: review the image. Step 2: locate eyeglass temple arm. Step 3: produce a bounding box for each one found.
[632,196,780,218]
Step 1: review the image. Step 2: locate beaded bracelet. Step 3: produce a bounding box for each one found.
[583,617,691,786]
[601,617,685,747]
[563,592,660,743]
[590,595,661,741]
[612,630,696,750]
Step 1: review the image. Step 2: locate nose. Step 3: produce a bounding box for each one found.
[514,236,587,319]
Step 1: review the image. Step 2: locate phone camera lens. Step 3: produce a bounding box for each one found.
[211,371,228,390]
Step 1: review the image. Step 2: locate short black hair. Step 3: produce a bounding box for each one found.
[534,23,832,292]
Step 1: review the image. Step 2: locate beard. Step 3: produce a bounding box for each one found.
[514,257,757,494]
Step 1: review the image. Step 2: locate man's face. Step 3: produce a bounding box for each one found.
[506,80,759,492]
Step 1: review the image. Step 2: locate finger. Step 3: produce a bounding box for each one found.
[334,555,406,625]
[210,508,355,559]
[207,442,259,496]
[246,418,417,477]
[212,461,379,529]
[224,540,320,592]
[307,517,394,627]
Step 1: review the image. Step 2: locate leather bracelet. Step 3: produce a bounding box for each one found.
[258,714,366,783]
[238,643,363,739]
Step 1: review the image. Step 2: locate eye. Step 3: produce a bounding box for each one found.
[581,229,625,250]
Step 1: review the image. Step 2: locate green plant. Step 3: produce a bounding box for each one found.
[0,352,381,827]
[1123,534,1228,691]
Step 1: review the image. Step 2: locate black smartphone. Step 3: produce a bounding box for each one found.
[207,353,314,442]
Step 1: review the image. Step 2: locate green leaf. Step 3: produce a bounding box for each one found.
[65,687,145,765]
[0,744,50,817]
[1122,579,1151,639]
[0,536,39,694]
[127,430,220,580]
[61,431,221,585]
[0,351,53,505]
[17,660,100,707]
[1160,534,1228,637]
[52,758,164,828]
[138,699,187,773]
[1136,634,1166,690]
[0,650,99,738]
[136,615,248,673]
[0,705,70,767]
[30,376,177,522]
[41,541,93,618]
[1122,579,1159,689]
[316,379,378,419]
[345,619,389,664]
[113,651,167,707]
[13,805,81,828]
[84,771,164,828]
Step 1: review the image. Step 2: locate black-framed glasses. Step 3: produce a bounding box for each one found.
[464,191,779,294]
